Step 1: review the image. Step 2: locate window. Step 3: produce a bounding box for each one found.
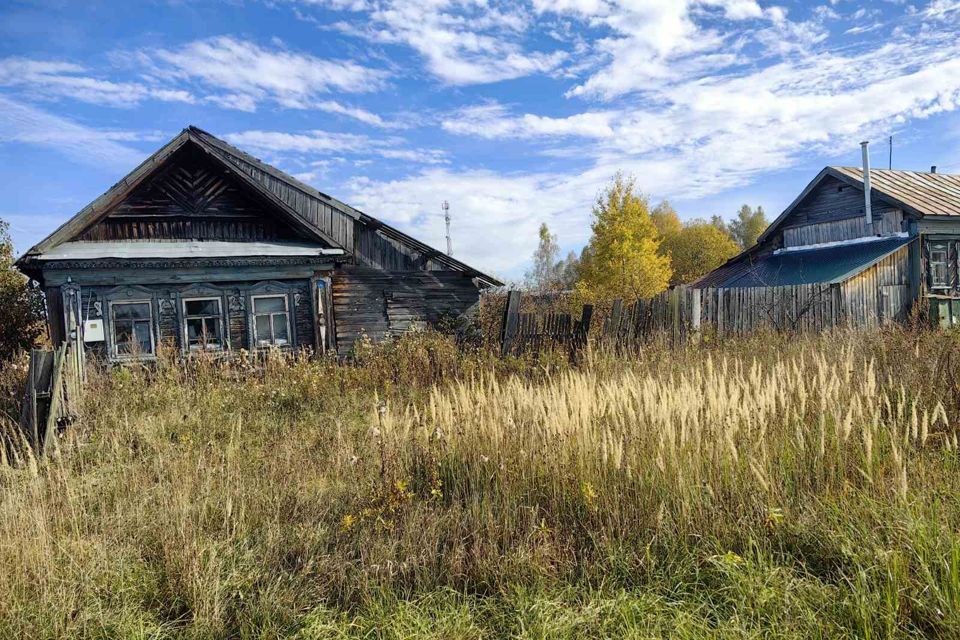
[110,300,154,357]
[251,295,290,347]
[930,246,950,289]
[183,297,224,351]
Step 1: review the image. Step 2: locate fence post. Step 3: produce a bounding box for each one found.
[607,299,623,340]
[670,287,681,344]
[691,288,702,342]
[572,304,594,360]
[500,290,522,357]
[716,288,725,340]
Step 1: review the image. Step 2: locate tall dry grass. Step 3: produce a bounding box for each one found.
[1,329,959,637]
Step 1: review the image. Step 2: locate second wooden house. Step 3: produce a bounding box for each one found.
[696,144,960,327]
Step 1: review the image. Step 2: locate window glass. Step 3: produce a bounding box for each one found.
[185,299,219,316]
[254,296,286,313]
[183,297,223,350]
[252,295,291,347]
[931,245,950,288]
[111,301,154,357]
[272,316,289,343]
[113,302,151,320]
[255,315,272,345]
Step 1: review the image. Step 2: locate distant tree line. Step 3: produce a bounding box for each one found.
[524,173,769,300]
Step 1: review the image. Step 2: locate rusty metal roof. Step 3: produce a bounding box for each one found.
[831,166,960,218]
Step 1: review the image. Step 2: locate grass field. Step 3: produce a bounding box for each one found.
[2,329,960,638]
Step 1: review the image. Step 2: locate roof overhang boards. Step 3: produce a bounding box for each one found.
[16,129,350,270]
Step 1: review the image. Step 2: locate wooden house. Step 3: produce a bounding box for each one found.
[15,126,502,361]
[695,152,960,327]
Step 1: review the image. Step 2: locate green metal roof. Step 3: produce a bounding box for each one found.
[721,236,913,288]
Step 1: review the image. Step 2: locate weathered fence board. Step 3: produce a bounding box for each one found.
[19,341,82,454]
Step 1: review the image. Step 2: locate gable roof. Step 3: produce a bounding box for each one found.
[759,166,960,244]
[190,127,501,286]
[19,126,502,286]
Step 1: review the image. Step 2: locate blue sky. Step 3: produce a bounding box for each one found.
[2,0,960,280]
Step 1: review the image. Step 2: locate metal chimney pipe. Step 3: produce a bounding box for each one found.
[861,141,873,226]
[931,166,937,174]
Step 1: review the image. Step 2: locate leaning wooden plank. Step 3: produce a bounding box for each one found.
[42,346,67,453]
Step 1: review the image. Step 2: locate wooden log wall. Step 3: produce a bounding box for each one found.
[331,266,481,353]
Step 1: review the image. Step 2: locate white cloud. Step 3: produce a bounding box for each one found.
[0,57,195,107]
[441,102,617,139]
[307,0,568,85]
[0,96,149,170]
[352,19,960,275]
[315,100,393,127]
[147,36,389,109]
[223,129,447,165]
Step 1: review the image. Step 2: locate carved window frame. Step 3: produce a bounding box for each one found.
[175,284,230,353]
[247,281,297,349]
[929,242,950,290]
[102,285,159,362]
[107,299,157,360]
[181,297,226,352]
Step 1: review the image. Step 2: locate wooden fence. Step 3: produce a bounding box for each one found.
[607,283,846,344]
[500,291,594,356]
[498,283,852,355]
[19,341,83,454]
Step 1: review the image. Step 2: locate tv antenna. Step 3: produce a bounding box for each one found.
[442,200,452,256]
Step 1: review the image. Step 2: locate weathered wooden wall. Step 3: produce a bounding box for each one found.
[840,243,912,326]
[331,267,481,352]
[783,209,903,247]
[786,175,900,227]
[354,225,446,272]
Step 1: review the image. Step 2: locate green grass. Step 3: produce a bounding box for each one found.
[2,329,960,638]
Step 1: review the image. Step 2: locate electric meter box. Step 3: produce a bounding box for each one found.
[83,319,105,343]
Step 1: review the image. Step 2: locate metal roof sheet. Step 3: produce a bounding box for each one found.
[832,167,960,217]
[37,241,344,261]
[720,235,913,288]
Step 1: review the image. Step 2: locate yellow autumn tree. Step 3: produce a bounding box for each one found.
[576,173,672,302]
[660,220,739,285]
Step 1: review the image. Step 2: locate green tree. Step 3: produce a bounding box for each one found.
[728,205,769,249]
[0,220,45,360]
[660,221,740,285]
[576,174,672,302]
